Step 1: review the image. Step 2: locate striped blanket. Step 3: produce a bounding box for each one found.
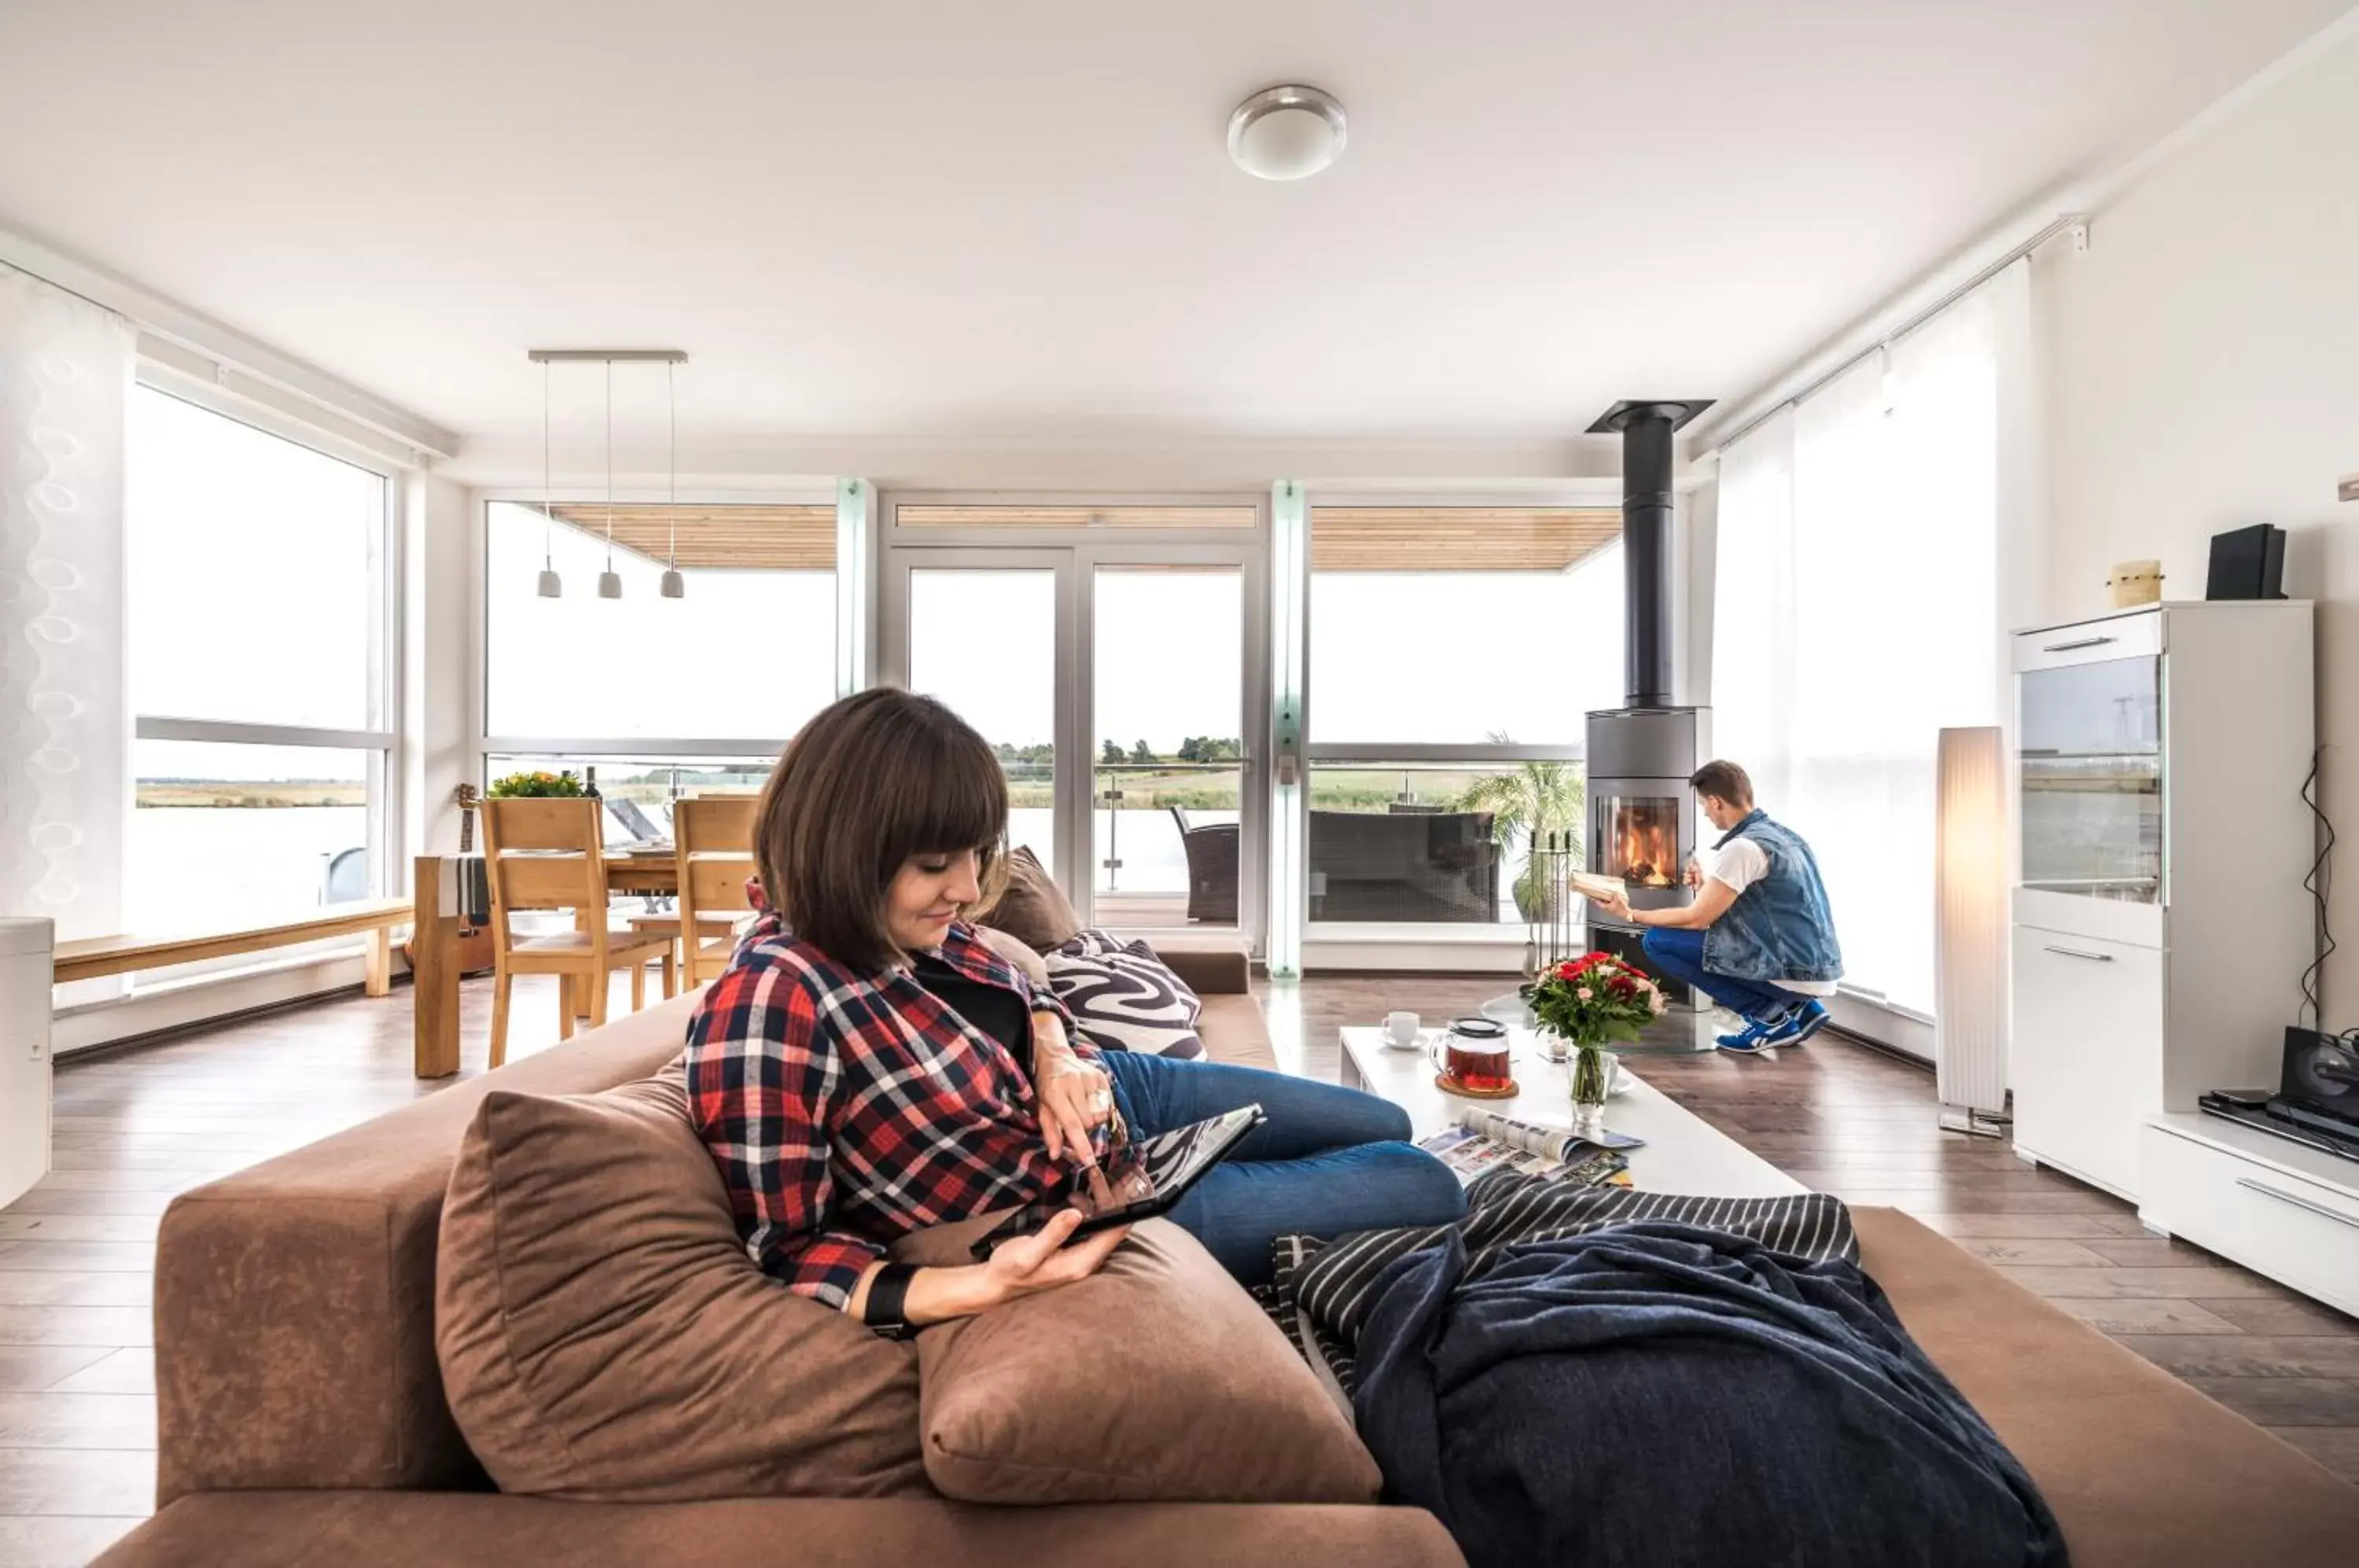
[1267,1171,1857,1393]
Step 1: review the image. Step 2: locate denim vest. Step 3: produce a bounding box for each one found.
[1700,809,1844,985]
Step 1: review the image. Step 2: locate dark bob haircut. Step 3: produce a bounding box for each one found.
[753,687,1008,971]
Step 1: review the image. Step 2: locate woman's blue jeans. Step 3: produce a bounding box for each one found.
[1641,926,1810,1024]
[1099,1049,1466,1286]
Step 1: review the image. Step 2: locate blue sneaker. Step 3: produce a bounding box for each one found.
[1766,999,1831,1047]
[1716,1017,1783,1055]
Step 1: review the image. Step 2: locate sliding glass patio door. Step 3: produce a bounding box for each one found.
[894,553,1069,879]
[879,532,1264,947]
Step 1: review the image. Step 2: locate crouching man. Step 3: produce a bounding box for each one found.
[1595,760,1842,1055]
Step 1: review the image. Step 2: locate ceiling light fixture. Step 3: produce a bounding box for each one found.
[535,359,561,597]
[524,350,688,604]
[660,359,684,598]
[1227,84,1347,181]
[597,359,623,599]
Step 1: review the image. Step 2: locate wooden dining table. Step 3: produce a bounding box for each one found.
[410,848,688,1078]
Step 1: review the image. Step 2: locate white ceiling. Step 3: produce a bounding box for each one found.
[0,0,2348,452]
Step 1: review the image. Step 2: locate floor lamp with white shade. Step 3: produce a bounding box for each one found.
[1935,726,2011,1136]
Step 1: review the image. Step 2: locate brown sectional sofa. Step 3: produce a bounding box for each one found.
[98,946,2359,1566]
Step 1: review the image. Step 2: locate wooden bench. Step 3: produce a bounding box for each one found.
[53,897,416,996]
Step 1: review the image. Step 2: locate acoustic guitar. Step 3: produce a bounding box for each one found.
[404,784,497,977]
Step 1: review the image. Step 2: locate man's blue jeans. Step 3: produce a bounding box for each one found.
[1099,1050,1466,1286]
[1640,927,1811,1025]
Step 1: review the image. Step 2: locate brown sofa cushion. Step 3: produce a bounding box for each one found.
[971,922,1051,989]
[893,1216,1380,1505]
[978,845,1083,951]
[434,1066,927,1501]
[1856,1206,2359,1566]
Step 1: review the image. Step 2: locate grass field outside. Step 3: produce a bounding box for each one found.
[138,782,365,808]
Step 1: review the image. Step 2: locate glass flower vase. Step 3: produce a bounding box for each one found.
[1570,1042,1612,1140]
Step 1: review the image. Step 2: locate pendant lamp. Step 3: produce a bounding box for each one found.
[535,359,561,597]
[597,359,622,599]
[660,359,684,598]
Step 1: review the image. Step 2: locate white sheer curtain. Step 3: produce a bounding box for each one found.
[1711,263,2022,1014]
[0,263,132,944]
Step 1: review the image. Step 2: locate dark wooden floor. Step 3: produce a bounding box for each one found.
[2,971,2355,1564]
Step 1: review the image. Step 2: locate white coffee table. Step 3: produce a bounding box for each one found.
[1339,1025,1804,1199]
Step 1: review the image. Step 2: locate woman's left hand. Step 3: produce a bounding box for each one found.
[1032,1012,1113,1164]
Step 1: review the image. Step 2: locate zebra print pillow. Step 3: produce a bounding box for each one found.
[1044,931,1205,1059]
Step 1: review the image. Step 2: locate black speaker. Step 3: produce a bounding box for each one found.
[2279,1026,2359,1117]
[2206,523,2287,600]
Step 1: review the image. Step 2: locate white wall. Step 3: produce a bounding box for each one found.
[2037,25,2359,1015]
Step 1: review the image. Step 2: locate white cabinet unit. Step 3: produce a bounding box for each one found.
[0,918,54,1209]
[2142,1116,2359,1318]
[2008,602,2313,1202]
[2010,927,2163,1197]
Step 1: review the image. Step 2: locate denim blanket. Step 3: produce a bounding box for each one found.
[1352,1220,2068,1568]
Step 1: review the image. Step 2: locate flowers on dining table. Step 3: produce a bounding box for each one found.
[488,768,586,799]
[1521,951,1666,1047]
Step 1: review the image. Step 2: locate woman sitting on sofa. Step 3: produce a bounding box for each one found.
[684,686,1466,1337]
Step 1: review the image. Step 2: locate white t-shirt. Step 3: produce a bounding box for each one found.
[1703,837,1838,997]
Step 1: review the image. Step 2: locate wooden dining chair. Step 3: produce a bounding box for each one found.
[479,797,676,1068]
[625,796,753,978]
[669,794,761,988]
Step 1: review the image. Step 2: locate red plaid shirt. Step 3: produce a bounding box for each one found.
[683,911,1097,1309]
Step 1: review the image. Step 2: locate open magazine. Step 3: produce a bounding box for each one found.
[1417,1109,1644,1187]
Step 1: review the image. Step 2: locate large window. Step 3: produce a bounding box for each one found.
[1305,507,1616,930]
[127,388,392,932]
[482,500,837,873]
[1711,265,2020,1014]
[485,502,836,741]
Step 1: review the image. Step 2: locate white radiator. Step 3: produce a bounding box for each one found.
[1934,727,2009,1128]
[0,918,54,1209]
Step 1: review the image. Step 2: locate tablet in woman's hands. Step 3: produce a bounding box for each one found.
[970,1104,1265,1259]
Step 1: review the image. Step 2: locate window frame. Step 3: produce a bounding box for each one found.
[126,374,403,940]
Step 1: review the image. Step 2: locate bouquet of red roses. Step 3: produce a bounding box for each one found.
[1521,951,1667,1047]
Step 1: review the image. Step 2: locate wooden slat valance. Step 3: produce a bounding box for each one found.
[539,504,837,570]
[1312,506,1621,572]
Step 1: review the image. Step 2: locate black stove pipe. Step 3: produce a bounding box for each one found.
[1586,399,1713,712]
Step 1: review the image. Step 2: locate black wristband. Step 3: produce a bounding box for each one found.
[862,1261,920,1340]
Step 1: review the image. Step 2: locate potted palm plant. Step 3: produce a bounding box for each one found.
[1453,734,1585,922]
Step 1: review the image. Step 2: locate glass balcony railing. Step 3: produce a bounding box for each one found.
[1093,761,1242,929]
[1307,760,1584,928]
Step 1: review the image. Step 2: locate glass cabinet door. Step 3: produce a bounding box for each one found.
[2019,656,2162,903]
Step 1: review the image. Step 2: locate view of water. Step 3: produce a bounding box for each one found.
[1011,806,1225,895]
[130,806,369,931]
[131,801,1522,930]
[123,805,1205,929]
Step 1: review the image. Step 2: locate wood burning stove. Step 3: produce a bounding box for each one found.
[1584,706,1702,999]
[1577,399,1714,1007]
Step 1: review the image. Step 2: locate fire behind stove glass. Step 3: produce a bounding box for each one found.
[1599,795,1681,890]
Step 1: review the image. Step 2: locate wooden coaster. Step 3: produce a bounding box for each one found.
[1435,1073,1520,1100]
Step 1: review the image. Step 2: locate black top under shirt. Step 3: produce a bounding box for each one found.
[911,954,1034,1083]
